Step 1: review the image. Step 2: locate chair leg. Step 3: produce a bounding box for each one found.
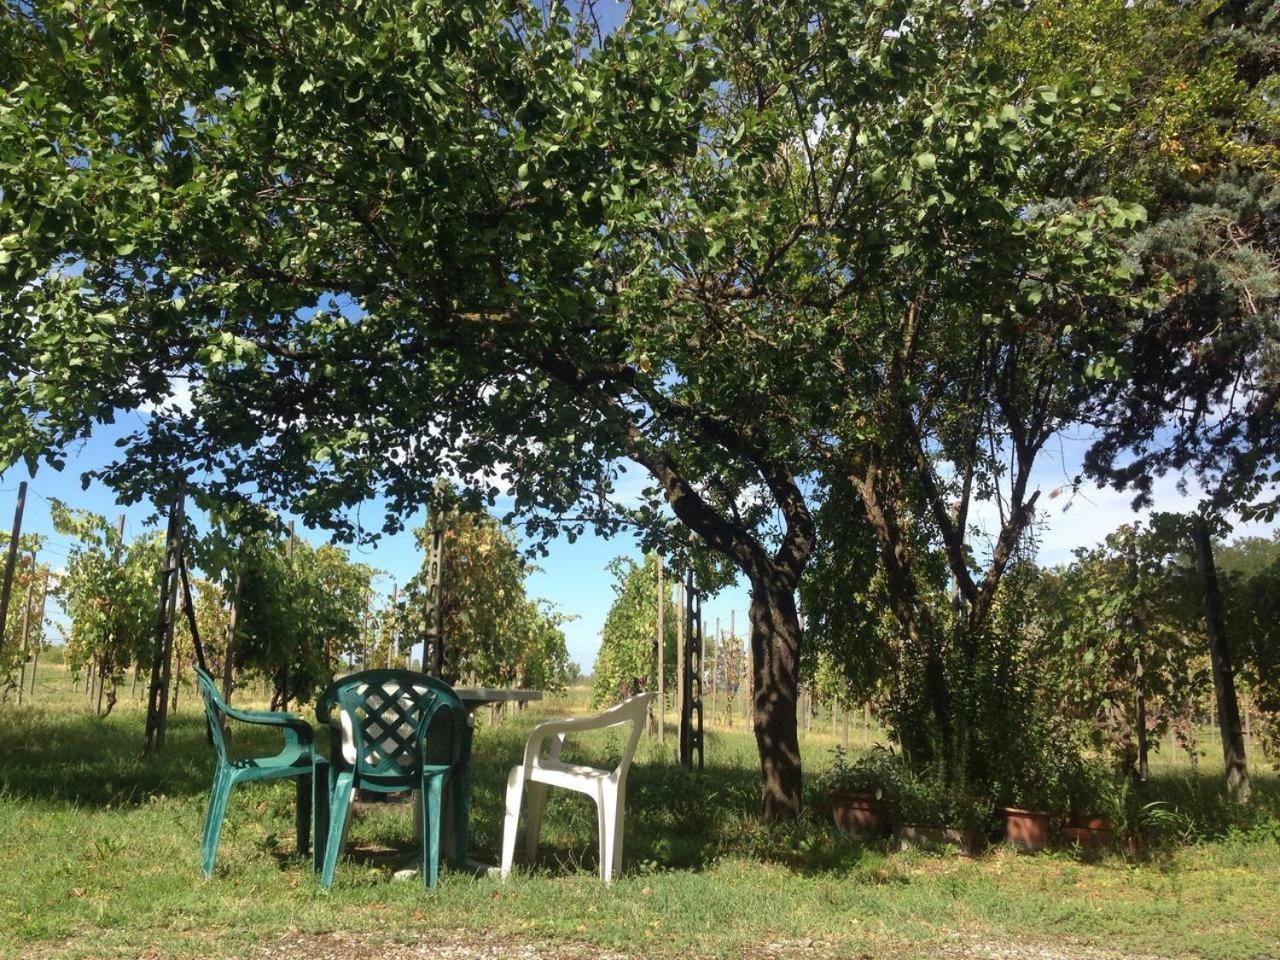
[199,764,223,854]
[312,760,331,873]
[450,765,470,868]
[295,773,312,859]
[596,782,625,883]
[201,768,233,878]
[607,782,626,880]
[319,771,355,889]
[524,781,549,862]
[420,774,445,889]
[594,787,611,883]
[499,765,524,879]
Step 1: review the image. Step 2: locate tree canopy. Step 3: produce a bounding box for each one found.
[3,0,1265,815]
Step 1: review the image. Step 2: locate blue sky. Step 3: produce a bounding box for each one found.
[4,410,1273,672]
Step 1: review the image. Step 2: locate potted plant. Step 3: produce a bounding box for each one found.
[825,746,898,837]
[894,773,988,854]
[1061,757,1119,851]
[996,758,1067,853]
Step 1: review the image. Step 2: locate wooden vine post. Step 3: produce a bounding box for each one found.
[27,570,47,700]
[387,582,398,668]
[277,521,295,711]
[0,481,28,651]
[675,575,684,749]
[655,554,664,741]
[423,492,446,677]
[710,616,719,728]
[95,514,125,718]
[678,569,704,771]
[143,492,185,754]
[15,551,35,705]
[222,565,241,707]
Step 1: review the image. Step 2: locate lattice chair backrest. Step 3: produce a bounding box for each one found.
[320,670,466,789]
[193,665,230,762]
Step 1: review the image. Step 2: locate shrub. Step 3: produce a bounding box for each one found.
[823,745,903,800]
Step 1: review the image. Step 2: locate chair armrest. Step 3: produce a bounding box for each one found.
[520,694,652,772]
[222,704,314,743]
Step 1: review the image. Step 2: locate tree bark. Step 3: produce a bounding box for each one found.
[748,573,803,820]
[1191,516,1250,802]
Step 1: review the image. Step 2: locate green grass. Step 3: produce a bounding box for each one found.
[2,666,1278,959]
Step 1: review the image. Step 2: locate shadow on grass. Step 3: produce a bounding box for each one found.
[9,694,1274,882]
[0,704,221,806]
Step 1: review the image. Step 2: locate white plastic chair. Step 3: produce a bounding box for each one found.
[500,693,652,883]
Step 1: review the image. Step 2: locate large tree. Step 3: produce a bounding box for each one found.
[798,0,1277,791]
[1007,0,1280,801]
[2,0,1136,815]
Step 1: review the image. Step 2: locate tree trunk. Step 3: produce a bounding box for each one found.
[1191,516,1250,802]
[748,576,803,820]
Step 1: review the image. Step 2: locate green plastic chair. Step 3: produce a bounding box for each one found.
[193,665,315,877]
[313,669,471,889]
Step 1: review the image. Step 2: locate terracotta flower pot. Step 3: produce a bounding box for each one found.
[1061,825,1113,850]
[828,788,889,837]
[1072,815,1114,831]
[999,806,1052,852]
[896,823,979,855]
[1061,814,1115,851]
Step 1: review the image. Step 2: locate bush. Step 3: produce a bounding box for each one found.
[1062,755,1125,820]
[823,745,903,799]
[893,769,989,831]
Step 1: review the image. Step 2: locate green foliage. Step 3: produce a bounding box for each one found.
[799,484,894,706]
[1061,755,1126,821]
[0,0,1240,813]
[823,745,902,800]
[893,768,990,832]
[1222,548,1280,763]
[590,554,675,706]
[233,535,371,706]
[1034,523,1208,770]
[1215,530,1280,578]
[1018,0,1280,518]
[0,531,49,692]
[49,500,161,688]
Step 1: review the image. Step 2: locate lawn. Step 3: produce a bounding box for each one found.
[1,665,1278,960]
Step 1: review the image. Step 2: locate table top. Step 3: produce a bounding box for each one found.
[453,687,543,705]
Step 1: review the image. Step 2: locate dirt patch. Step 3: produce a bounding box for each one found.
[241,929,631,960]
[936,936,1173,960]
[240,930,1177,960]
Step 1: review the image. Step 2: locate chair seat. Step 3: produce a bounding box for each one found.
[230,754,312,777]
[528,760,611,792]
